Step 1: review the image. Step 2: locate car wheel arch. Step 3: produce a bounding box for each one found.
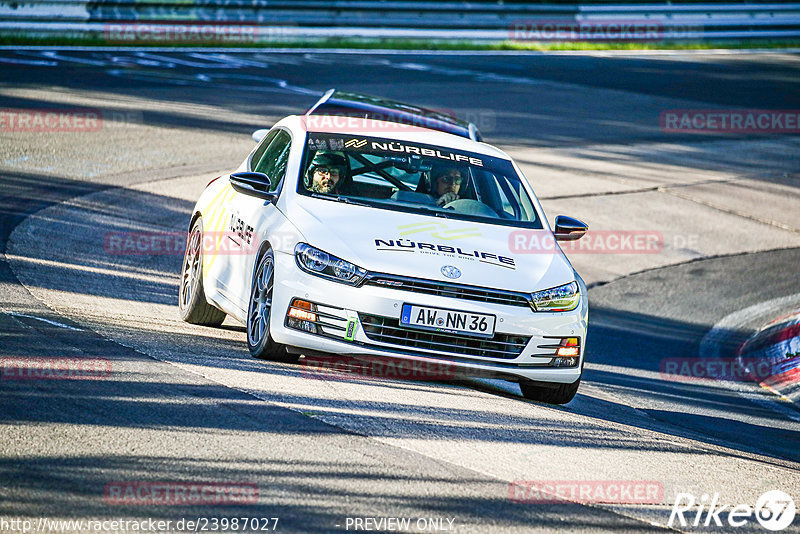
[188,210,202,231]
[255,239,274,265]
[249,239,277,288]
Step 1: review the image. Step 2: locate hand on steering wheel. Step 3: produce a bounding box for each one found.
[436,192,459,206]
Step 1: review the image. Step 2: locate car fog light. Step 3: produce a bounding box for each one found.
[550,337,580,366]
[296,320,317,333]
[287,299,318,334]
[288,307,316,322]
[553,357,578,367]
[556,337,580,357]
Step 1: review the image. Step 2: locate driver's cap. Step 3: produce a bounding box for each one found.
[310,152,347,173]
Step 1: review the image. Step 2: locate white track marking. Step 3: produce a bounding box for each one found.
[34,50,109,66]
[0,56,58,66]
[8,312,83,331]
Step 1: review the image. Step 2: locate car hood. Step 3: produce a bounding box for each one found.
[286,195,576,293]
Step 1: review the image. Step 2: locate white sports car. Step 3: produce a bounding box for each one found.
[180,94,589,404]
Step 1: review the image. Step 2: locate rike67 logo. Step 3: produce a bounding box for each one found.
[669,490,796,531]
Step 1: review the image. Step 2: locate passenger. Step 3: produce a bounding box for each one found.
[305,152,349,194]
[430,163,465,206]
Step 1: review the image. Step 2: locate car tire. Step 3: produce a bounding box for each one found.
[247,248,297,363]
[519,378,580,405]
[179,217,226,326]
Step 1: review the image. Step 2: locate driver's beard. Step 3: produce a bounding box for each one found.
[314,183,334,194]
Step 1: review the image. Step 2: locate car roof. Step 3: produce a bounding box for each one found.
[306,89,483,142]
[282,115,510,161]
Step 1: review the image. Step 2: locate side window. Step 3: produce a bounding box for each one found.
[493,176,535,222]
[249,129,278,171]
[254,130,292,192]
[493,178,516,216]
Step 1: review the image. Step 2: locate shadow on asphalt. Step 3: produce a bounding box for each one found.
[0,455,649,530]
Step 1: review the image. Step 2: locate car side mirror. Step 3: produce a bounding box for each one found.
[554,215,588,241]
[252,129,269,143]
[229,172,277,204]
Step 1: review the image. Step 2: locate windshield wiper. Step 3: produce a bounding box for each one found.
[311,193,372,207]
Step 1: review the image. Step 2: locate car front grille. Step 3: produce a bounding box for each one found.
[358,313,530,360]
[362,273,532,308]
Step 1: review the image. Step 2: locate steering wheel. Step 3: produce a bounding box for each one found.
[442,199,498,217]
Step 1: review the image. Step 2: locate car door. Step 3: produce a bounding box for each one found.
[209,129,279,311]
[226,128,293,312]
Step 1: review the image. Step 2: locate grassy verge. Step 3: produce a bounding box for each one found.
[2,34,800,50]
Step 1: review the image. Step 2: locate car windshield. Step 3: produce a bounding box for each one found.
[298,133,543,229]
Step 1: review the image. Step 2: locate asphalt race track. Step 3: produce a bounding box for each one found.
[1,49,799,533]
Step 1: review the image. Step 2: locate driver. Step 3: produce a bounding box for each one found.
[305,152,348,194]
[430,163,465,206]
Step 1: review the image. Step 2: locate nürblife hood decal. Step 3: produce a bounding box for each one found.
[374,238,515,270]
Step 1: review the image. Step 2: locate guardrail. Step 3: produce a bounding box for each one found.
[1,1,799,42]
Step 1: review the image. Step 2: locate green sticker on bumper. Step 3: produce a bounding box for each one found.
[345,317,358,341]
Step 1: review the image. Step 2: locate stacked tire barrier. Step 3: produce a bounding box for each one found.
[737,308,800,402]
[1,1,800,43]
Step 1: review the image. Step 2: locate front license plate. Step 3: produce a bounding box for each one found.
[400,304,496,338]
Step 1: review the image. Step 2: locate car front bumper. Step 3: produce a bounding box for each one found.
[269,250,587,384]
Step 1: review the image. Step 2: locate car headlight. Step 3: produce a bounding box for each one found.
[295,243,367,286]
[530,281,580,312]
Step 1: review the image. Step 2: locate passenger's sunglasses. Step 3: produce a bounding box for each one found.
[438,175,463,185]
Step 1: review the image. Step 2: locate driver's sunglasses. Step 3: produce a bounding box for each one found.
[315,166,341,178]
[438,175,463,185]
